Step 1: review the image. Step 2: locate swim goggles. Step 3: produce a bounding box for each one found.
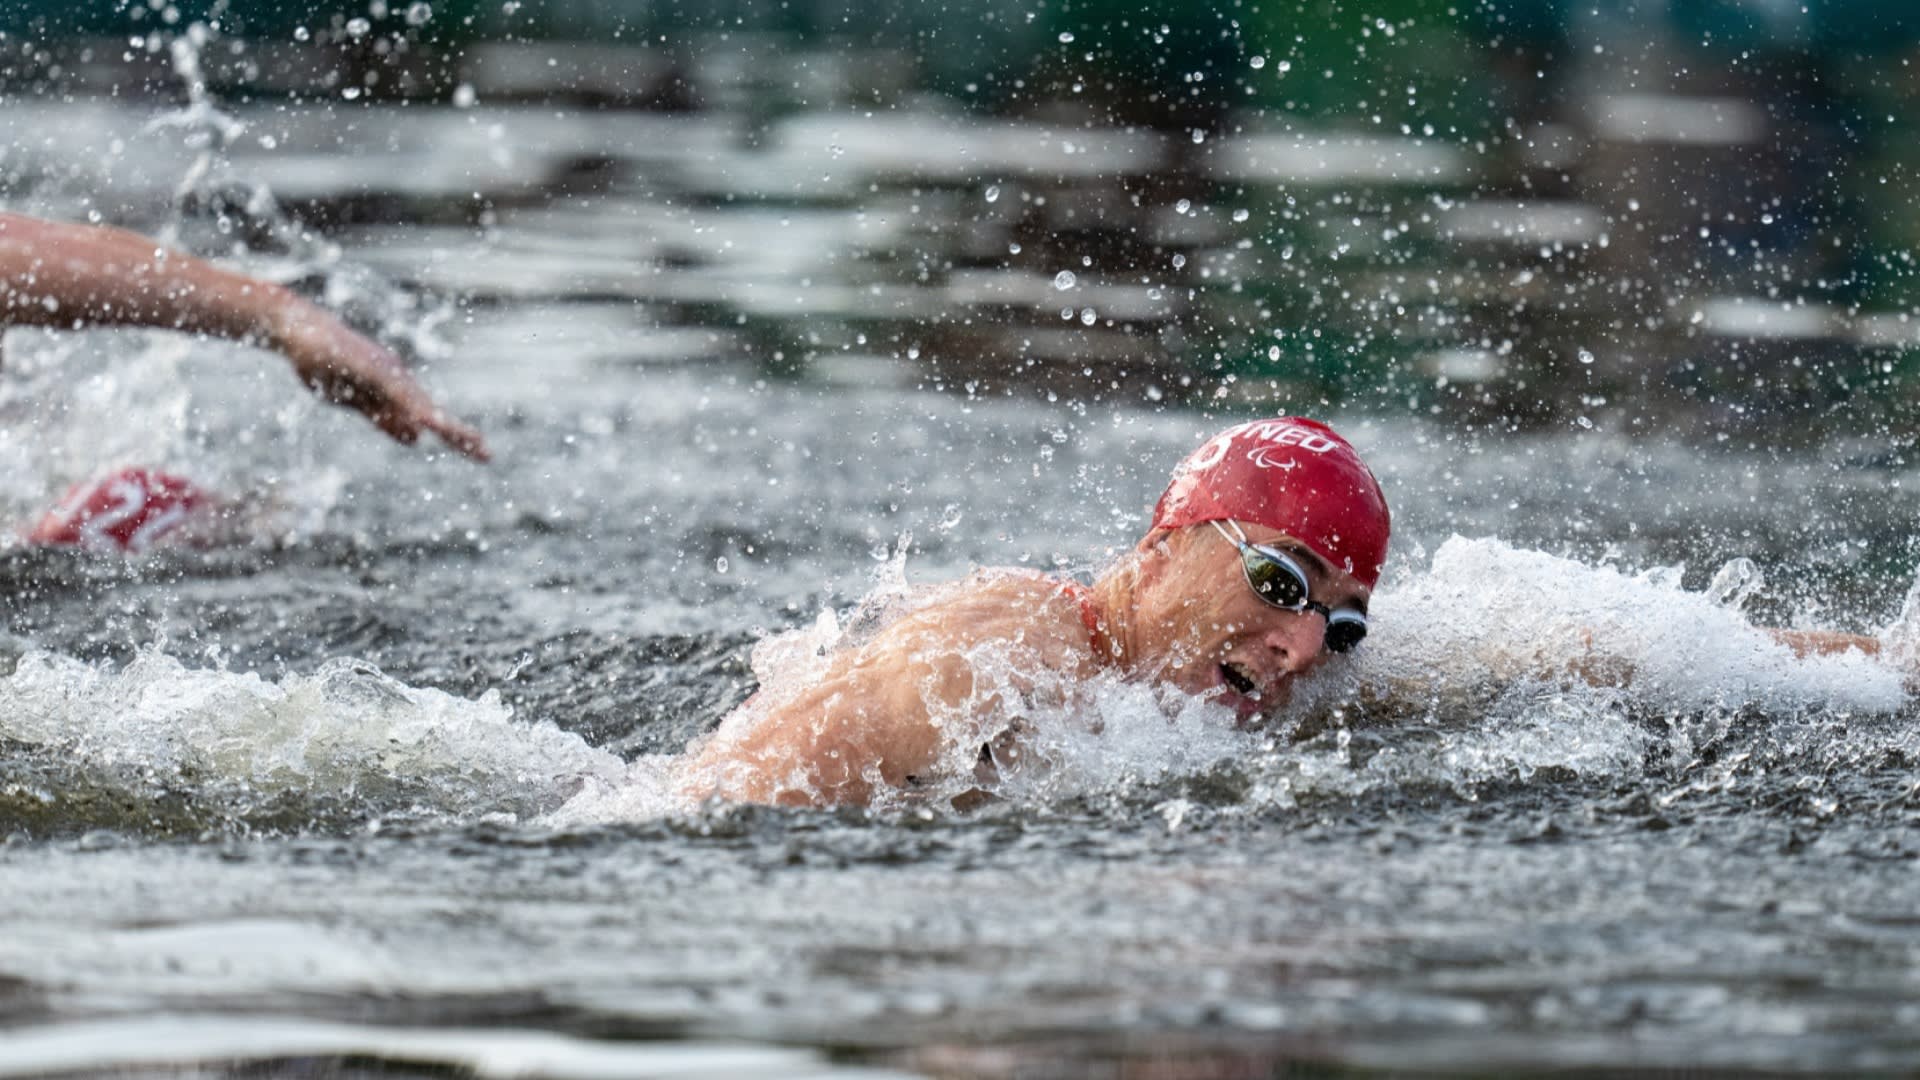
[1209,519,1369,653]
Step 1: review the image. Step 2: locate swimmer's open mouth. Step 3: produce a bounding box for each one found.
[1219,662,1259,698]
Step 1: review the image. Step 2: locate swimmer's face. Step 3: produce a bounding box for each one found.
[1131,522,1371,723]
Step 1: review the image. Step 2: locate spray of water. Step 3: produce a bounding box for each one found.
[0,648,625,833]
[543,536,1917,825]
[0,20,453,540]
[0,524,1909,833]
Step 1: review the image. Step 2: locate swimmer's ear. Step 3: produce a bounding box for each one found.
[1131,528,1177,594]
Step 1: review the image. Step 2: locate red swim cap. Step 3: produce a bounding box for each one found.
[1151,417,1390,588]
[28,467,212,554]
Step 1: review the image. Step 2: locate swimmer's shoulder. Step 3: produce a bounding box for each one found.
[882,568,1101,671]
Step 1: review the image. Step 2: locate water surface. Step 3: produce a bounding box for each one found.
[3,83,1920,1077]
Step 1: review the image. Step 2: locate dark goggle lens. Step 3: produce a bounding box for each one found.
[1325,613,1368,654]
[1241,548,1311,608]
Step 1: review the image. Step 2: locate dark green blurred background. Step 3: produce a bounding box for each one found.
[10,1,1919,113]
[7,0,1920,423]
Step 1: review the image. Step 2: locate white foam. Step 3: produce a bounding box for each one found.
[556,536,1914,820]
[0,650,625,822]
[539,755,693,825]
[17,534,1909,828]
[1361,536,1906,718]
[0,1016,907,1080]
[0,327,351,549]
[0,331,195,520]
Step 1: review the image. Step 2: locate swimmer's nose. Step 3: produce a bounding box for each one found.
[1261,613,1329,678]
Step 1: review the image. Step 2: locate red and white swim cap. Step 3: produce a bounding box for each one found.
[27,467,213,554]
[1152,417,1390,588]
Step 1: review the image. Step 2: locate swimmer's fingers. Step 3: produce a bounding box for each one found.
[374,380,490,462]
[329,368,490,462]
[413,405,491,463]
[275,304,489,462]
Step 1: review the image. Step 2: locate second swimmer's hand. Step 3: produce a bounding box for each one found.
[270,296,490,462]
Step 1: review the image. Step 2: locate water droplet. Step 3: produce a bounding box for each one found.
[451,83,477,108]
[1576,415,1594,430]
[1052,270,1077,290]
[345,16,371,36]
[939,504,964,530]
[1275,59,1292,73]
[1707,557,1764,609]
[405,1,433,25]
[1175,198,1192,214]
[1058,31,1075,43]
[984,184,1000,203]
[292,25,310,41]
[1191,129,1206,145]
[1249,55,1267,70]
[1231,208,1250,223]
[1578,349,1595,365]
[715,556,730,574]
[1080,307,1097,325]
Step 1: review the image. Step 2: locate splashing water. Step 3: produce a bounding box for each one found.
[0,649,625,834]
[551,535,1916,825]
[0,332,195,518]
[2,530,1910,834]
[0,21,453,541]
[151,24,456,364]
[1877,572,1920,671]
[1361,537,1903,719]
[147,24,249,246]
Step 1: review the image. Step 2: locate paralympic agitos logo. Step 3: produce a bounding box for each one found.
[1186,421,1340,473]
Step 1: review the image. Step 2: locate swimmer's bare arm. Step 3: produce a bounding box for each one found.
[684,578,1097,806]
[1560,626,1882,689]
[1767,629,1878,659]
[0,212,487,460]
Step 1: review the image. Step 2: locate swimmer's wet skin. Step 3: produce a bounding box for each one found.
[681,415,1896,809]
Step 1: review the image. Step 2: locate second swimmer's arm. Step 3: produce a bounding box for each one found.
[0,212,487,460]
[1565,625,1882,689]
[1766,628,1880,659]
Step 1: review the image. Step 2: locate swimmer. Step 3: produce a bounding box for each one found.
[684,416,1884,807]
[0,211,486,552]
[0,211,487,460]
